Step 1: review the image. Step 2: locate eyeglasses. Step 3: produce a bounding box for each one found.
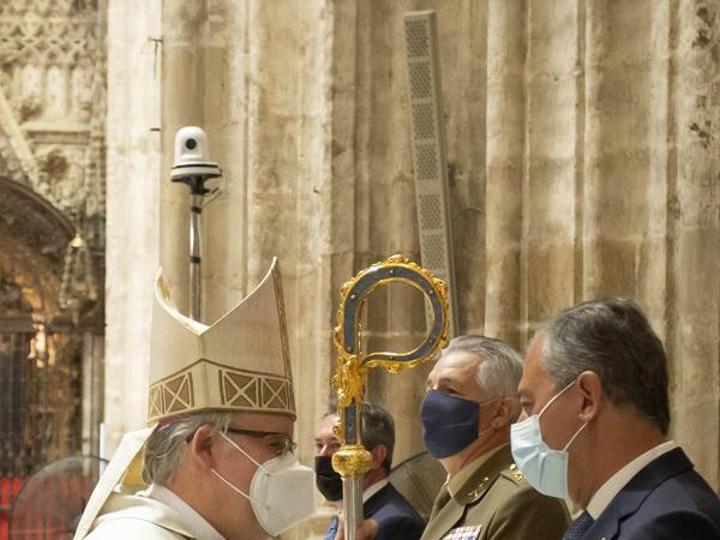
[225,428,298,456]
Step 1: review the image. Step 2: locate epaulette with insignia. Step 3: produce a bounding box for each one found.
[505,463,524,483]
[466,476,490,502]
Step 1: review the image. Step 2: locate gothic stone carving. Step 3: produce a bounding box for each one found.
[0,0,105,224]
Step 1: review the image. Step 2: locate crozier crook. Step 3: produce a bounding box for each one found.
[332,254,450,540]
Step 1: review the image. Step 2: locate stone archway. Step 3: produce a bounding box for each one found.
[0,177,102,533]
[0,176,74,311]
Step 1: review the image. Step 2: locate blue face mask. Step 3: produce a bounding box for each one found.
[510,380,588,499]
[421,389,480,458]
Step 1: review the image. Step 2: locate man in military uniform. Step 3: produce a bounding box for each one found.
[419,335,570,540]
[73,260,316,540]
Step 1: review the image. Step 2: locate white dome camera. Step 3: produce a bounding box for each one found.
[170,126,222,188]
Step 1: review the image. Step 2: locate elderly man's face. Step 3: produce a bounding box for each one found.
[315,413,341,457]
[210,411,294,539]
[426,350,484,402]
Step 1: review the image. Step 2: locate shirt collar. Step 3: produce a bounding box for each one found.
[147,484,226,540]
[363,478,389,503]
[586,440,678,519]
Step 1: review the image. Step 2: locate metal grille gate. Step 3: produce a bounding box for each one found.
[0,323,83,539]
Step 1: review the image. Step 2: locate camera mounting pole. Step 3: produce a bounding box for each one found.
[170,126,222,322]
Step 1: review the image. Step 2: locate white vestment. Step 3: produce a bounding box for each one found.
[85,484,225,540]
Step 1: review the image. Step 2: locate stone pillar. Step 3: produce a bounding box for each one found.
[444,1,488,335]
[104,0,161,451]
[484,0,526,347]
[80,332,104,456]
[160,0,206,314]
[523,0,581,338]
[582,1,658,301]
[669,0,720,488]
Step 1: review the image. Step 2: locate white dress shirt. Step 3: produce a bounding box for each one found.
[148,484,226,540]
[363,478,390,503]
[329,477,390,511]
[586,440,678,519]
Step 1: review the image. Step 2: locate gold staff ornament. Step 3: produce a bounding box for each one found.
[331,255,449,540]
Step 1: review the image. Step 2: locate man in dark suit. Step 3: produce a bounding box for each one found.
[514,298,720,539]
[315,402,425,540]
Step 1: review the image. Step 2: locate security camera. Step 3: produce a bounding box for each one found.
[170,126,222,193]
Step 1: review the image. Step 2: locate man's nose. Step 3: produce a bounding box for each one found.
[318,444,334,456]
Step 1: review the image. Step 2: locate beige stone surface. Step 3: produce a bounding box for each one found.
[104,0,720,493]
[104,0,161,450]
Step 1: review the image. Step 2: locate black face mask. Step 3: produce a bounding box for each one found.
[315,455,343,502]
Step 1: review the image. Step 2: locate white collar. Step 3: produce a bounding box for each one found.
[146,484,226,540]
[329,478,390,510]
[586,440,677,519]
[362,478,390,503]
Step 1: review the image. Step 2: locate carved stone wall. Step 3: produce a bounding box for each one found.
[0,0,105,239]
[0,0,106,463]
[104,0,720,498]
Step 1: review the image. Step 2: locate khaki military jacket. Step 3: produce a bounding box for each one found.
[420,445,570,540]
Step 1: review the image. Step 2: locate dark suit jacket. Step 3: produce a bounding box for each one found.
[364,483,426,540]
[584,447,720,539]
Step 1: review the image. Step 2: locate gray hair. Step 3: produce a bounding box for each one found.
[443,334,523,399]
[537,298,670,434]
[325,400,395,474]
[143,411,233,485]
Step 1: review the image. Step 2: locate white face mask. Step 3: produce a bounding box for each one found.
[211,432,316,536]
[510,380,588,499]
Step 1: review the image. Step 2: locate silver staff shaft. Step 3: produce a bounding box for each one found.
[342,476,364,540]
[189,193,203,321]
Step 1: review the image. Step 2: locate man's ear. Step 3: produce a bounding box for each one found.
[576,370,603,422]
[187,424,219,471]
[370,445,388,471]
[489,398,518,429]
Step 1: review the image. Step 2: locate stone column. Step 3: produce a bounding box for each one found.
[523,0,582,338]
[104,0,161,451]
[669,0,720,488]
[484,0,527,347]
[160,0,206,314]
[443,0,488,334]
[582,1,659,302]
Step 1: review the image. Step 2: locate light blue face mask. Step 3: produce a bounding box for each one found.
[510,380,588,499]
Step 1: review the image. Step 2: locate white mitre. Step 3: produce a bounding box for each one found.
[148,258,295,421]
[74,258,294,539]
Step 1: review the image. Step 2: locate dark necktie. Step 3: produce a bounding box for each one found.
[562,511,595,540]
[325,515,339,540]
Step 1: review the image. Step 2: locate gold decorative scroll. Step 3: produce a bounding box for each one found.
[331,255,449,478]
